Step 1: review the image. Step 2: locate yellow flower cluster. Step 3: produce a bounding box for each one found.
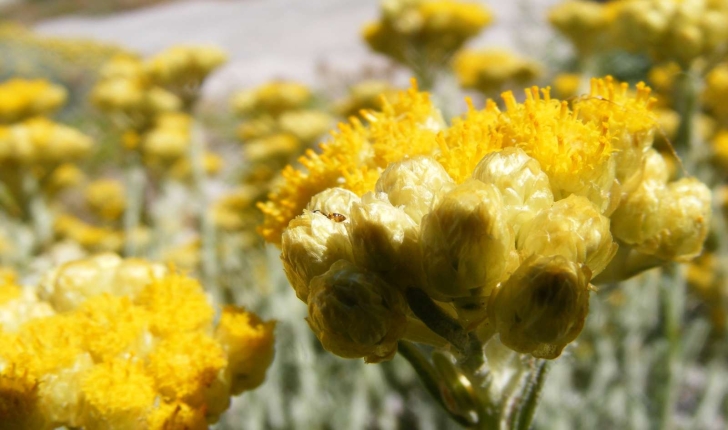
[548,0,619,56]
[231,81,312,119]
[219,81,334,234]
[0,23,127,72]
[0,79,67,124]
[362,0,493,68]
[335,80,400,118]
[265,78,711,360]
[144,45,227,92]
[84,179,127,222]
[453,48,541,94]
[0,254,275,429]
[704,63,728,124]
[91,54,183,130]
[0,117,92,166]
[613,0,728,67]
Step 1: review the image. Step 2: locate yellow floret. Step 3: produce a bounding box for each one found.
[135,273,214,337]
[80,358,156,430]
[147,332,227,405]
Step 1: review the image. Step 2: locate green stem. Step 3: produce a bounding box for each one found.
[658,265,684,430]
[405,288,469,352]
[122,154,145,257]
[512,359,550,430]
[190,122,220,298]
[673,70,702,176]
[21,169,52,252]
[397,341,475,427]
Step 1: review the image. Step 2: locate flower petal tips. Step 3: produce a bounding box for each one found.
[306,260,407,363]
[489,255,592,359]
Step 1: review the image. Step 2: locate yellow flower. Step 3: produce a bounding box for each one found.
[259,84,443,245]
[548,0,617,56]
[613,0,728,67]
[269,78,712,360]
[215,306,276,393]
[144,45,227,89]
[335,80,400,118]
[0,255,276,428]
[453,48,541,94]
[0,117,93,167]
[0,78,67,124]
[80,358,156,430]
[363,0,493,68]
[231,81,312,118]
[85,178,126,221]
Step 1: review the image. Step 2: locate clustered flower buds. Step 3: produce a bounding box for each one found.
[453,49,541,95]
[362,0,493,69]
[613,0,728,67]
[267,77,712,361]
[0,254,275,429]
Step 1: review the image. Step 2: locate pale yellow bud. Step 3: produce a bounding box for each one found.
[420,179,514,300]
[39,253,167,311]
[518,195,617,276]
[489,254,591,359]
[306,260,407,363]
[472,148,554,235]
[277,110,334,143]
[347,192,422,286]
[281,210,354,302]
[375,155,455,224]
[612,175,711,262]
[306,187,361,219]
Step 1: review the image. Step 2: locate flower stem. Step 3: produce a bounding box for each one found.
[397,340,475,427]
[512,359,550,430]
[21,169,52,252]
[122,154,145,257]
[405,287,468,352]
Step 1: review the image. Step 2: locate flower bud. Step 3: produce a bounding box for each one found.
[306,187,360,219]
[472,148,553,235]
[517,195,617,276]
[489,255,591,359]
[375,155,455,224]
[281,210,354,302]
[612,175,711,262]
[420,179,514,300]
[39,253,167,311]
[347,192,422,287]
[306,260,407,363]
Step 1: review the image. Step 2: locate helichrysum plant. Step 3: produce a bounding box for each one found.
[258,77,712,426]
[0,253,275,429]
[362,0,493,88]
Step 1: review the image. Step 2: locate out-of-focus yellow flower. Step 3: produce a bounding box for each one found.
[168,151,224,181]
[236,116,277,141]
[454,48,541,94]
[213,186,268,231]
[0,254,275,428]
[144,45,227,90]
[243,133,301,164]
[613,0,728,67]
[548,0,618,56]
[85,179,126,221]
[44,163,85,196]
[363,0,493,69]
[686,252,728,333]
[489,254,591,359]
[704,63,728,124]
[712,129,728,168]
[53,215,126,253]
[231,81,312,118]
[142,112,192,164]
[551,73,581,99]
[335,80,400,118]
[0,117,93,166]
[278,109,335,143]
[648,62,681,107]
[0,78,67,124]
